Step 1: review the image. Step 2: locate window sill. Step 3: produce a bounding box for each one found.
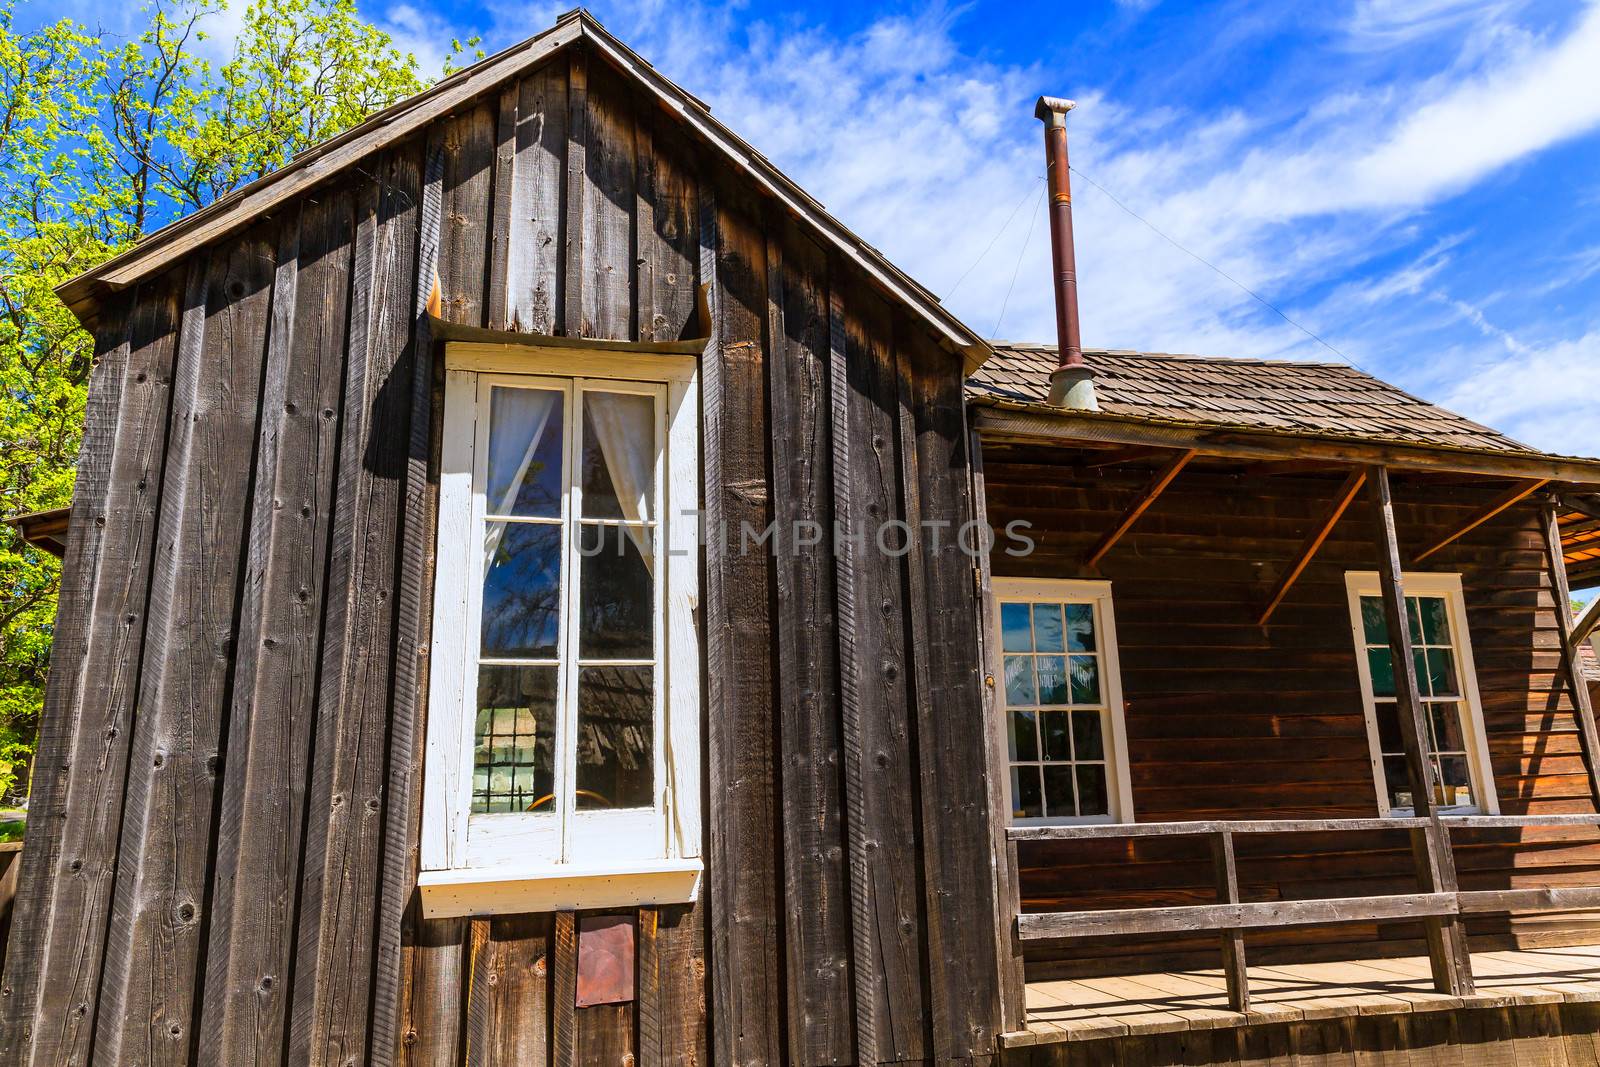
[418,858,703,919]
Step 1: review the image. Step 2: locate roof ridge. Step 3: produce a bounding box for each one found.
[988,341,1359,372]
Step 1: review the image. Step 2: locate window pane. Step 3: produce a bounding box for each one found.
[1004,656,1036,705]
[1437,755,1473,808]
[1036,656,1068,705]
[1412,649,1429,696]
[1042,765,1075,817]
[1426,648,1458,697]
[1406,598,1424,644]
[1383,754,1414,809]
[486,387,564,518]
[1429,701,1468,753]
[575,665,654,810]
[482,523,562,658]
[473,666,557,813]
[1419,597,1451,645]
[578,524,653,660]
[1001,603,1032,652]
[1360,597,1388,644]
[1072,711,1105,761]
[1075,765,1109,817]
[581,392,656,522]
[1041,711,1070,761]
[1367,649,1395,697]
[1374,701,1404,754]
[1033,603,1064,652]
[1070,656,1101,704]
[1009,711,1039,762]
[1012,767,1043,819]
[1066,603,1096,652]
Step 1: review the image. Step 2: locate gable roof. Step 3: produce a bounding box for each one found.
[968,343,1531,453]
[55,9,989,373]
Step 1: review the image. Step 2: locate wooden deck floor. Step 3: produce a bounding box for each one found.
[1007,944,1600,1048]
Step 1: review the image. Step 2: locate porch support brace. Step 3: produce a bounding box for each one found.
[1257,469,1365,626]
[1210,831,1249,1012]
[1368,465,1475,996]
[1083,448,1195,569]
[1540,497,1600,811]
[1566,494,1600,523]
[1414,478,1549,564]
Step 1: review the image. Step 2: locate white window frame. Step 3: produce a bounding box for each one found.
[418,342,701,918]
[991,577,1134,826]
[1344,571,1498,818]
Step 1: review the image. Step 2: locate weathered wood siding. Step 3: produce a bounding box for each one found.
[984,458,1600,978]
[0,42,1006,1066]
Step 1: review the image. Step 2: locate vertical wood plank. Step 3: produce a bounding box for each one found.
[830,280,879,1064]
[94,224,278,1067]
[198,187,356,1065]
[1368,465,1474,998]
[561,49,588,338]
[507,63,568,335]
[288,143,423,1066]
[652,902,707,1066]
[439,102,497,330]
[0,275,178,1065]
[577,61,636,341]
[842,292,929,1063]
[703,181,784,1067]
[553,911,578,1067]
[1211,831,1250,1012]
[895,325,1005,1060]
[636,907,661,1067]
[635,123,699,342]
[969,423,1028,1035]
[487,83,518,332]
[1541,498,1600,811]
[401,916,468,1067]
[767,223,852,1066]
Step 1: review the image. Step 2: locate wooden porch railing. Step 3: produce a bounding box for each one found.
[1007,813,1600,1014]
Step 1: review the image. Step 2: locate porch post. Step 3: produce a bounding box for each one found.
[1367,465,1475,995]
[1539,496,1600,810]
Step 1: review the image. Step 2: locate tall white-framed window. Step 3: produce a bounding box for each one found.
[1344,572,1498,818]
[419,343,701,918]
[992,577,1133,825]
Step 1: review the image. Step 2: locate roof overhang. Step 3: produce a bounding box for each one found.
[971,397,1600,485]
[53,9,991,375]
[4,507,71,558]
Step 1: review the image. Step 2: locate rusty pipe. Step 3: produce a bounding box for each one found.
[1036,96,1097,409]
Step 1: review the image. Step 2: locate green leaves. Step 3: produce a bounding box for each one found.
[0,0,455,799]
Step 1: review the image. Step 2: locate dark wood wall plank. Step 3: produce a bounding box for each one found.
[0,273,181,1066]
[198,188,356,1065]
[896,327,1004,1059]
[704,180,785,1067]
[439,103,497,330]
[767,224,852,1066]
[288,144,422,1066]
[636,124,699,342]
[577,60,637,341]
[94,224,278,1067]
[506,63,568,334]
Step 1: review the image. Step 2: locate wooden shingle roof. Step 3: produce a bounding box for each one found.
[968,344,1532,453]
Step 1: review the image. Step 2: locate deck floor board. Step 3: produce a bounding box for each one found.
[1005,944,1600,1048]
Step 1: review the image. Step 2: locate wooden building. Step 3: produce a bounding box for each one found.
[7,9,1600,1066]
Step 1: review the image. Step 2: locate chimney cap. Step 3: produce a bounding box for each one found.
[1035,96,1077,122]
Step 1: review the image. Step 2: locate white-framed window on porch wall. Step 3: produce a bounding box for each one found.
[992,577,1134,825]
[1344,571,1499,818]
[418,343,701,919]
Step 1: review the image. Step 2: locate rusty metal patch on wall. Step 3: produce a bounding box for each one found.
[575,914,635,1007]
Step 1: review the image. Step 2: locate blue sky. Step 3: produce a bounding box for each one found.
[22,0,1600,462]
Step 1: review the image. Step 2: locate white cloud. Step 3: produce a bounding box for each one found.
[1444,329,1600,455]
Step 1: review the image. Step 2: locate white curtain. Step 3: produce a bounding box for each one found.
[484,389,559,575]
[586,392,655,573]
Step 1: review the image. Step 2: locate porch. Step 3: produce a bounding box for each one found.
[1011,941,1600,1047]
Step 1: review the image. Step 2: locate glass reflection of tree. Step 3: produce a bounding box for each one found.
[576,665,653,809]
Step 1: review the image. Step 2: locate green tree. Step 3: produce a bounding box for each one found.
[0,0,468,800]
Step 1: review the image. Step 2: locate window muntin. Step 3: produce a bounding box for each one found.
[1345,573,1497,817]
[993,579,1131,825]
